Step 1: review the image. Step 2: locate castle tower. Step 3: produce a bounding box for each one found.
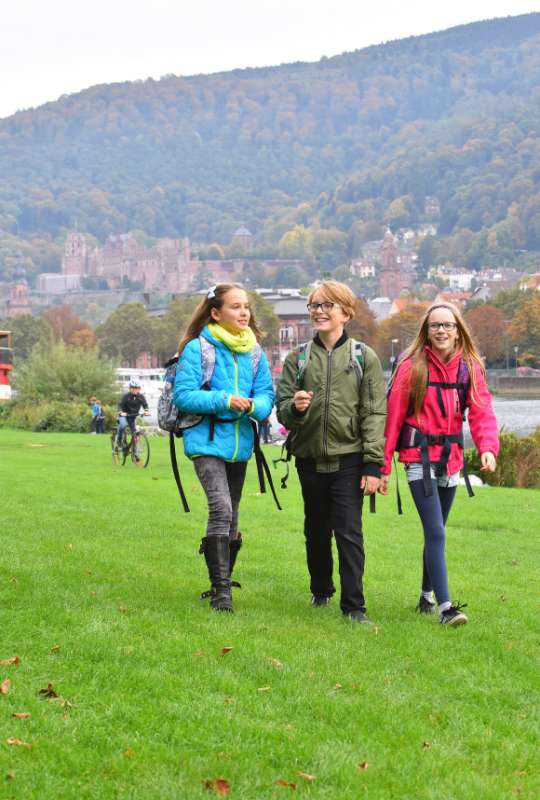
[62,231,87,276]
[378,228,403,300]
[7,254,31,317]
[231,226,253,253]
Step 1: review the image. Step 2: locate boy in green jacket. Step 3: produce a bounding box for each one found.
[277,281,386,622]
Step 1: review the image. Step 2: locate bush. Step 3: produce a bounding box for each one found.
[0,400,116,433]
[464,427,540,488]
[14,341,117,404]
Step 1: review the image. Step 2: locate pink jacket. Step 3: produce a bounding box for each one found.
[382,347,499,476]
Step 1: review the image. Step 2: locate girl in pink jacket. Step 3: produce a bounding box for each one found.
[380,303,499,626]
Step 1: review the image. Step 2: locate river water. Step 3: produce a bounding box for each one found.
[490,397,540,437]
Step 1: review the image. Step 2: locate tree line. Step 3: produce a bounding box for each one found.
[2,14,540,282]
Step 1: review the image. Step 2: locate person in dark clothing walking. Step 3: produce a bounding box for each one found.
[277,281,386,623]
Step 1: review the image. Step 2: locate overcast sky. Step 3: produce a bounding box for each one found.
[3,0,539,119]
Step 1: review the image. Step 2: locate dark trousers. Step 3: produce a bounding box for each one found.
[297,462,366,614]
[409,480,457,605]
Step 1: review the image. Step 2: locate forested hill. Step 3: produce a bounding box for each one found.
[2,12,540,275]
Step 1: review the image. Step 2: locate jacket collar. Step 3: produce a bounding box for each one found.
[313,331,349,351]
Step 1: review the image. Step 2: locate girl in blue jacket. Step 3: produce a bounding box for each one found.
[173,283,274,612]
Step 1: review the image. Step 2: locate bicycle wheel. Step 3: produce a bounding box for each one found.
[121,429,132,466]
[111,431,122,466]
[131,431,150,468]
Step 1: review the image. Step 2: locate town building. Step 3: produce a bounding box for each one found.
[378,229,418,299]
[5,258,31,317]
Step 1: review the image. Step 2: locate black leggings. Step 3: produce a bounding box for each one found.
[409,480,457,606]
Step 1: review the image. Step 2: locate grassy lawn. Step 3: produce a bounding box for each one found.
[0,429,538,799]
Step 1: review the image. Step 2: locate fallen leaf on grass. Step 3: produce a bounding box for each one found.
[10,577,18,584]
[372,626,380,635]
[422,741,432,749]
[123,747,135,758]
[192,651,204,657]
[49,645,60,654]
[334,683,343,690]
[202,777,230,795]
[267,658,283,668]
[65,544,73,551]
[6,772,15,780]
[257,686,271,693]
[12,713,31,719]
[38,683,58,699]
[276,778,297,789]
[118,606,128,614]
[1,679,11,695]
[0,657,20,667]
[219,647,233,657]
[357,761,369,770]
[298,771,316,781]
[6,738,31,748]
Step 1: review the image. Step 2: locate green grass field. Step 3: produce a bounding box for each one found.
[1,430,538,799]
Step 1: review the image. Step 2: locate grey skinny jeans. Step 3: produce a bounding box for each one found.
[193,456,247,538]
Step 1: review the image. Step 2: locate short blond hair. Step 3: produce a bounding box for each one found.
[308,281,356,319]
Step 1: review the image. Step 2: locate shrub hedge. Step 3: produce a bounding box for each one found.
[465,427,540,489]
[0,401,115,433]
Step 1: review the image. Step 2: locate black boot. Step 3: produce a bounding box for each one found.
[229,533,243,589]
[200,536,233,612]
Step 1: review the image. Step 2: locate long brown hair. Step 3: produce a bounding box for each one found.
[177,283,264,354]
[391,302,486,418]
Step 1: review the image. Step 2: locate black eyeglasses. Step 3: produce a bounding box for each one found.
[306,302,341,313]
[428,322,458,332]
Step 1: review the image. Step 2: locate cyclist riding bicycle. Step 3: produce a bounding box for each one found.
[116,378,150,446]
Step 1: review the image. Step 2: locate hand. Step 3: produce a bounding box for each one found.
[230,395,252,413]
[293,390,313,412]
[144,411,150,416]
[120,412,126,416]
[361,475,380,496]
[480,451,497,472]
[378,475,390,495]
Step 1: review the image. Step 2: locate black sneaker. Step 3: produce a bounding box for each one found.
[416,594,436,614]
[440,602,468,626]
[311,595,331,607]
[344,610,370,623]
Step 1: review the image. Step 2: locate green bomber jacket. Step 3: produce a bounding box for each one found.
[276,333,387,476]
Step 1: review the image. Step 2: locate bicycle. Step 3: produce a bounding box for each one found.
[111,415,150,468]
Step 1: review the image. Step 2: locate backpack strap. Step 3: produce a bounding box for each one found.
[199,336,216,387]
[169,432,190,513]
[348,338,365,392]
[250,420,282,510]
[251,343,262,380]
[296,341,312,388]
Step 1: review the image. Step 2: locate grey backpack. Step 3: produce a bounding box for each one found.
[158,337,218,435]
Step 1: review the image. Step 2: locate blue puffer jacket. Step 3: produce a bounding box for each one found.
[173,326,274,461]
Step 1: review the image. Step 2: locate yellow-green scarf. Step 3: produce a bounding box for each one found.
[208,323,257,353]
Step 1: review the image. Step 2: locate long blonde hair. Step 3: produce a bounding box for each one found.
[391,302,486,418]
[177,284,264,354]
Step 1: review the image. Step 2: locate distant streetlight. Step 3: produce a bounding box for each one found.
[514,346,519,375]
[390,338,399,371]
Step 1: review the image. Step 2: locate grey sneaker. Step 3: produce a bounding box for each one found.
[311,595,331,607]
[440,603,468,626]
[416,594,436,614]
[344,610,370,623]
